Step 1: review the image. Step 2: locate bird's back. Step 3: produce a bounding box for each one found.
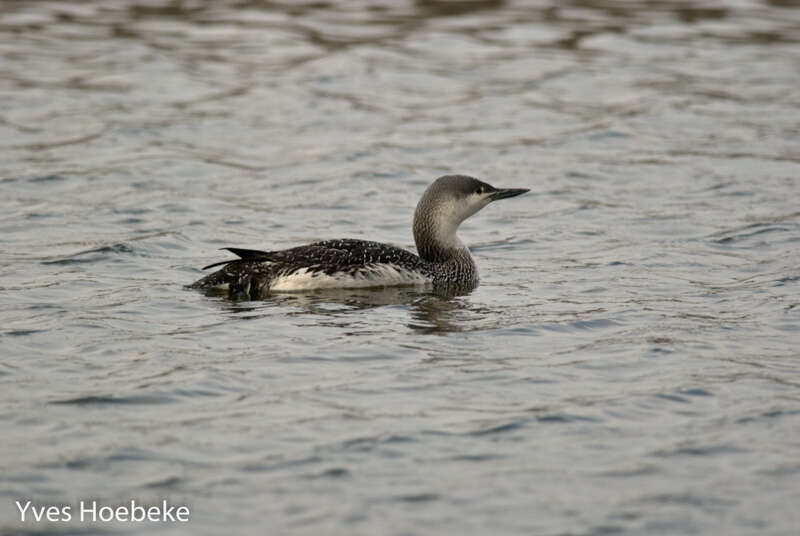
[190,239,433,298]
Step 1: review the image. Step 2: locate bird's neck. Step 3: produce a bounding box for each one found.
[414,218,471,263]
[414,195,476,263]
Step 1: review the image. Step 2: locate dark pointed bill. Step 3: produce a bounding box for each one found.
[489,188,530,201]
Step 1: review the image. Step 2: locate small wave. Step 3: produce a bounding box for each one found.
[49,394,176,405]
[26,174,66,183]
[471,237,536,252]
[537,413,600,423]
[448,453,505,462]
[305,467,350,480]
[340,434,417,451]
[2,329,45,337]
[242,456,323,473]
[41,243,137,265]
[467,421,523,436]
[538,318,620,332]
[144,476,184,489]
[393,492,440,503]
[708,222,795,245]
[736,408,800,424]
[651,443,744,458]
[636,492,733,508]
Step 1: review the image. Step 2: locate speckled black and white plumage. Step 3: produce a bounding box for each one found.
[190,175,528,298]
[190,239,436,298]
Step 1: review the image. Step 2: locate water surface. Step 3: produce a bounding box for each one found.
[1,1,799,534]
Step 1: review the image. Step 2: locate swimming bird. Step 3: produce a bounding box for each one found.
[190,175,528,298]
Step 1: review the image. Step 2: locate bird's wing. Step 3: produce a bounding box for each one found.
[264,239,425,275]
[201,239,424,273]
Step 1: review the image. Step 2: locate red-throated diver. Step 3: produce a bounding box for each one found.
[190,175,529,298]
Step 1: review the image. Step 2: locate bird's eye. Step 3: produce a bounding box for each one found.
[476,186,484,195]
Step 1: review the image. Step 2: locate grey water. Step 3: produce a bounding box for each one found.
[1,0,799,534]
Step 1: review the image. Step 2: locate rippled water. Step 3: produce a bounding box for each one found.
[1,1,799,534]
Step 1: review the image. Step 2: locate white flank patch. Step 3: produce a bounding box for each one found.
[269,265,430,291]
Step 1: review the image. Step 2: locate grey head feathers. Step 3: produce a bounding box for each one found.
[412,174,529,263]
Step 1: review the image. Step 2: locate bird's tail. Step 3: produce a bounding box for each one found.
[189,247,278,298]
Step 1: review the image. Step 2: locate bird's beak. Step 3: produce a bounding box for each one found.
[489,188,530,201]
